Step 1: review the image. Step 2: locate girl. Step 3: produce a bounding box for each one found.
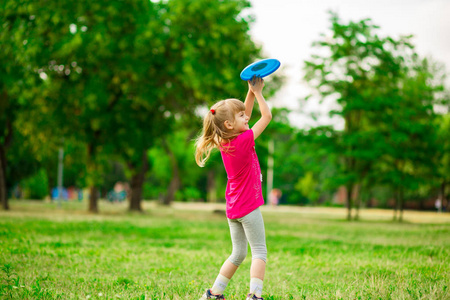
[195,76,271,300]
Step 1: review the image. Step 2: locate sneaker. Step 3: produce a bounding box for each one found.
[246,294,264,300]
[199,289,226,300]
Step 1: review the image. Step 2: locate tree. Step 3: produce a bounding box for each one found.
[435,114,450,211]
[0,1,58,209]
[45,0,263,211]
[292,126,340,206]
[378,57,443,221]
[26,0,169,212]
[303,12,442,220]
[304,12,404,219]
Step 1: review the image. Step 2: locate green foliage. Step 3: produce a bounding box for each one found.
[2,2,448,213]
[1,0,262,209]
[60,139,87,188]
[1,0,62,207]
[5,130,44,189]
[303,12,448,216]
[20,169,48,200]
[436,114,450,182]
[147,126,215,201]
[164,0,259,103]
[295,172,320,203]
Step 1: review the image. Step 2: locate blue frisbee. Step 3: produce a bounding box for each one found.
[240,58,281,81]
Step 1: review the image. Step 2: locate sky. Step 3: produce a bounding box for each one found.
[246,0,450,129]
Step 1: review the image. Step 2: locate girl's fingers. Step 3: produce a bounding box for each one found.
[248,76,263,87]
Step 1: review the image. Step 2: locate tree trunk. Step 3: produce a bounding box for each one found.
[354,184,362,220]
[89,186,99,213]
[440,181,447,212]
[0,144,9,210]
[346,184,353,221]
[87,142,99,213]
[162,138,180,205]
[164,170,180,205]
[129,150,148,212]
[129,173,144,211]
[393,189,398,221]
[207,169,217,203]
[398,187,404,222]
[0,117,13,211]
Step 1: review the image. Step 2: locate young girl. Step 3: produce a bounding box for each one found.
[195,76,271,300]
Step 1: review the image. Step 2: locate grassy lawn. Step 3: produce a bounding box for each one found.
[1,200,449,299]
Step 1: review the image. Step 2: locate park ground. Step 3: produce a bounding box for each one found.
[1,200,449,299]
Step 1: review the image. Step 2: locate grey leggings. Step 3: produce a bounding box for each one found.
[227,207,267,266]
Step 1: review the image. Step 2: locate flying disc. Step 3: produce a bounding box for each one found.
[240,58,281,81]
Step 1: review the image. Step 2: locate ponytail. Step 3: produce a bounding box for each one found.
[195,99,245,167]
[195,114,220,167]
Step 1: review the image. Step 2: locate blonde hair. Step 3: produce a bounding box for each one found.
[195,99,246,167]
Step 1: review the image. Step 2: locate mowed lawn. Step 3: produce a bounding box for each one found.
[1,201,449,299]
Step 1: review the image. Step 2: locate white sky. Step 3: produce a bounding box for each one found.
[247,0,450,129]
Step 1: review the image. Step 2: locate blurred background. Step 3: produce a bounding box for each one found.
[1,0,449,220]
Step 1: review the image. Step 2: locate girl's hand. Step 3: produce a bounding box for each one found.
[248,76,265,95]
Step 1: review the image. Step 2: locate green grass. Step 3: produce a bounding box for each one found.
[1,200,449,299]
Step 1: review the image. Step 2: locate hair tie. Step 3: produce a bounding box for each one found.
[210,109,215,115]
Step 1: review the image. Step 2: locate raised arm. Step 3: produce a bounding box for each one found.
[248,76,272,140]
[244,89,255,119]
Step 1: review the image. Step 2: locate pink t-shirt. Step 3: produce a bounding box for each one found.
[220,129,264,219]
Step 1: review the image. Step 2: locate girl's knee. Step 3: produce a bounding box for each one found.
[251,244,267,262]
[228,250,247,266]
